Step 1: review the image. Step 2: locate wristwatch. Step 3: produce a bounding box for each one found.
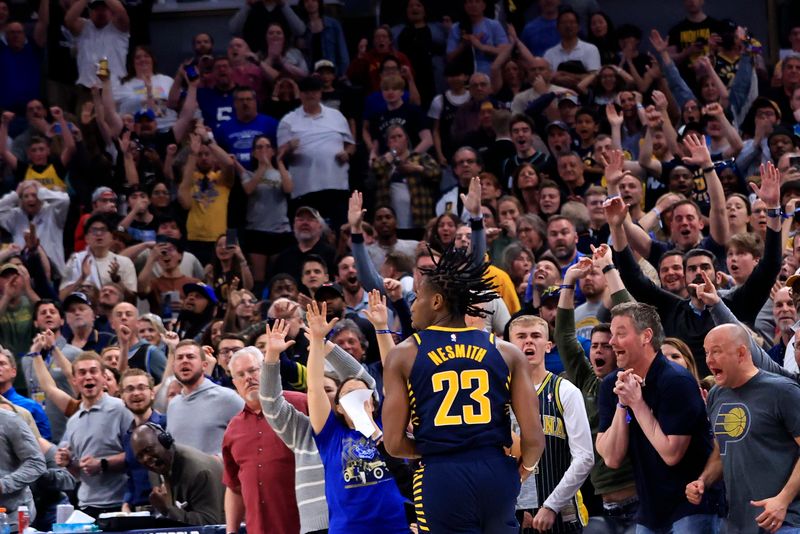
[100,458,109,473]
[766,207,781,218]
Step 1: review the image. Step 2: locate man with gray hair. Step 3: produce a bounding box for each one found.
[222,346,306,534]
[270,206,337,284]
[596,302,716,532]
[686,323,800,533]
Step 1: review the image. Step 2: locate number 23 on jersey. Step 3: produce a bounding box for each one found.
[432,369,492,426]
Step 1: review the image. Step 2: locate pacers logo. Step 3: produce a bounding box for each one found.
[713,403,751,455]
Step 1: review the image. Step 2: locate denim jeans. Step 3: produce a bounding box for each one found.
[636,513,719,534]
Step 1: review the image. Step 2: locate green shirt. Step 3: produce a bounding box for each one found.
[0,297,34,390]
[554,305,636,495]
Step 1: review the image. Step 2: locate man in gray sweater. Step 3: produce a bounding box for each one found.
[166,340,244,456]
[0,408,47,531]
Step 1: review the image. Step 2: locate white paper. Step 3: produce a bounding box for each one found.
[339,389,378,438]
[65,510,95,524]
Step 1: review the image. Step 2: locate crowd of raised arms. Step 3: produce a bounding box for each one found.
[3,0,800,532]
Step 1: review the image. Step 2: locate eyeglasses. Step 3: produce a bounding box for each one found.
[454,159,477,166]
[122,384,151,394]
[88,226,109,235]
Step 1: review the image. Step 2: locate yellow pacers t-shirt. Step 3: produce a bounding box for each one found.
[186,170,230,242]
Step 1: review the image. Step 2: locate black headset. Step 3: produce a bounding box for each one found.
[143,422,174,449]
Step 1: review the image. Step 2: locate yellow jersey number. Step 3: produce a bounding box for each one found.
[431,369,491,426]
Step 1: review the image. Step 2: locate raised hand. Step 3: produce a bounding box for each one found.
[383,278,403,302]
[163,331,179,354]
[459,176,482,217]
[263,319,296,363]
[644,106,663,128]
[649,29,669,54]
[651,90,668,112]
[363,289,389,330]
[751,162,780,207]
[1,111,14,127]
[692,270,720,307]
[591,243,613,269]
[681,134,713,168]
[306,301,338,341]
[605,103,623,128]
[603,196,629,227]
[348,191,365,232]
[600,149,626,187]
[702,102,724,118]
[564,256,593,284]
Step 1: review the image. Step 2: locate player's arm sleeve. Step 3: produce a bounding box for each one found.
[542,381,594,512]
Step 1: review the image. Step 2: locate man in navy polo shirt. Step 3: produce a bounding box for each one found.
[596,301,718,533]
[216,86,277,166]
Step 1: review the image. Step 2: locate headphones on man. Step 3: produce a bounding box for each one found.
[143,422,174,449]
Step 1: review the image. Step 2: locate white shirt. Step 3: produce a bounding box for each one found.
[510,83,571,115]
[115,74,176,131]
[543,39,601,73]
[75,20,129,88]
[60,250,137,293]
[277,104,354,199]
[514,376,594,512]
[0,188,70,275]
[435,186,471,222]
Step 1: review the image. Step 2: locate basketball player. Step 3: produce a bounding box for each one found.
[687,323,800,533]
[508,314,593,533]
[383,246,545,533]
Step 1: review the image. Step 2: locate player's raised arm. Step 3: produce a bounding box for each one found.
[499,340,545,479]
[383,340,421,459]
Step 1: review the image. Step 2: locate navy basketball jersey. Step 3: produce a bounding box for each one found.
[408,326,512,456]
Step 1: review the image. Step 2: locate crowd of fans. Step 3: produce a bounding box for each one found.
[2,0,800,532]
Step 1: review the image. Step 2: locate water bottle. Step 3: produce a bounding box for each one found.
[17,506,29,532]
[0,507,10,534]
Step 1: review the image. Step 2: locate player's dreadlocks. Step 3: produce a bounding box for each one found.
[419,245,498,318]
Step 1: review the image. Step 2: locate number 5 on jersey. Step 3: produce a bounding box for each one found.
[432,369,491,426]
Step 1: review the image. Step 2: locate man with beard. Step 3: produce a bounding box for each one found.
[546,216,585,305]
[618,136,729,270]
[56,352,132,518]
[166,340,244,455]
[657,251,688,298]
[508,314,593,533]
[596,302,716,533]
[500,115,551,190]
[63,292,113,353]
[767,286,798,364]
[111,302,167,382]
[131,422,225,525]
[604,165,781,376]
[174,282,217,342]
[223,346,305,534]
[270,206,337,284]
[556,253,637,524]
[367,206,418,266]
[195,57,236,132]
[119,368,165,513]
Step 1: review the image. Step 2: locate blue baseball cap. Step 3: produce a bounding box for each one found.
[134,108,156,122]
[182,282,218,305]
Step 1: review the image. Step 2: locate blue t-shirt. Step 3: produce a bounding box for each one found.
[520,17,560,57]
[216,114,279,166]
[0,41,43,112]
[3,386,51,440]
[313,411,408,534]
[198,87,234,132]
[446,18,509,75]
[598,353,714,529]
[546,335,590,376]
